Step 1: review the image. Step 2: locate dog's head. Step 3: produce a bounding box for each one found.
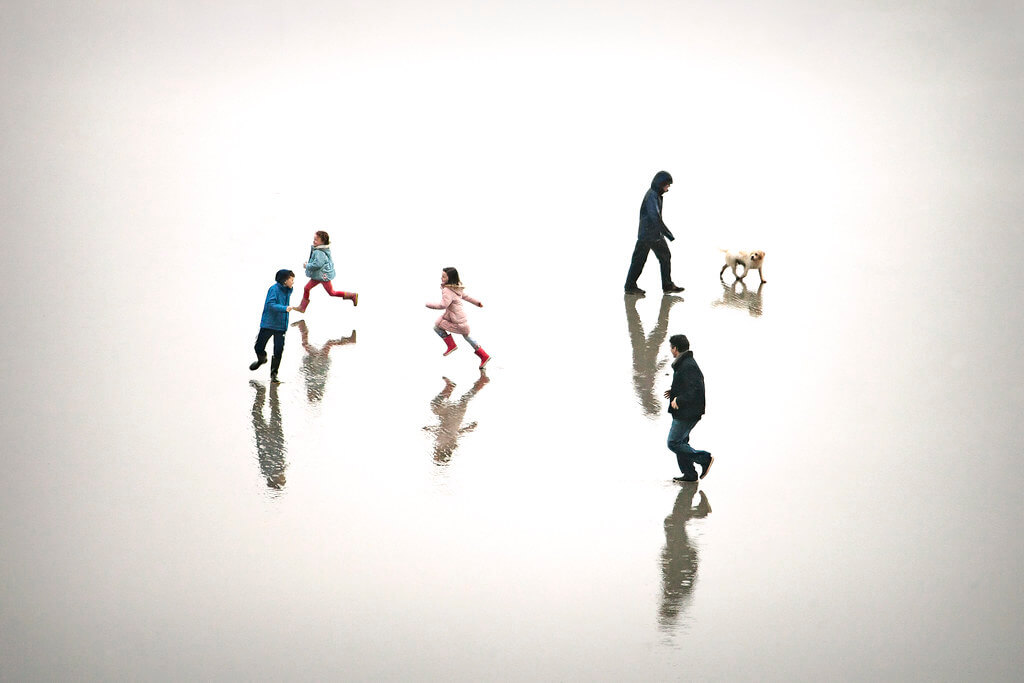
[749,250,766,264]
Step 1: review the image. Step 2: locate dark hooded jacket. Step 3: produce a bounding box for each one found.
[637,170,675,242]
[668,349,705,420]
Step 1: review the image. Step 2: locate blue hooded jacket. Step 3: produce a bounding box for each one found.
[305,245,336,281]
[260,282,293,331]
[637,170,675,242]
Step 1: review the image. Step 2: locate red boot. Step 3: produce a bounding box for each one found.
[474,347,491,368]
[442,334,457,356]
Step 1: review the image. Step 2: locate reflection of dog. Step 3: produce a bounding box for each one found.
[712,280,763,317]
[719,250,766,283]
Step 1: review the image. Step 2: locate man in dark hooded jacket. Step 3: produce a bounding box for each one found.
[663,334,712,483]
[625,171,685,295]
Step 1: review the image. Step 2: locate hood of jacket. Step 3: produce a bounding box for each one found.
[651,170,673,195]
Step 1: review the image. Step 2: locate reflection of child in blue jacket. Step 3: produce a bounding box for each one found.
[249,269,297,383]
[295,231,359,313]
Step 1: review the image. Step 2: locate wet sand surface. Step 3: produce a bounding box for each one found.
[3,2,1024,679]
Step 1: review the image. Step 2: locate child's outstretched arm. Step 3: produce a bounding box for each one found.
[426,288,455,309]
[266,288,295,313]
[462,293,483,308]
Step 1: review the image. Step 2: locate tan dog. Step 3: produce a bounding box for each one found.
[719,249,767,283]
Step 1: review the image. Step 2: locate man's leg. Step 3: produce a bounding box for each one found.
[686,416,712,474]
[667,418,700,478]
[650,238,677,290]
[625,240,652,290]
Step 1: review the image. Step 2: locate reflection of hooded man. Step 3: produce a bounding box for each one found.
[250,380,287,490]
[659,487,711,631]
[292,319,356,404]
[625,171,685,295]
[424,374,489,464]
[626,293,684,417]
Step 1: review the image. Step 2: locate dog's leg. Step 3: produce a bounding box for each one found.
[735,263,747,281]
[720,264,728,280]
[758,266,766,283]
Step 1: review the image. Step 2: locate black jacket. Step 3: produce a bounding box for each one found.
[668,350,705,419]
[637,170,675,242]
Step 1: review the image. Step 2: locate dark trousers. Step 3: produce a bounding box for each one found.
[625,238,674,290]
[254,327,286,359]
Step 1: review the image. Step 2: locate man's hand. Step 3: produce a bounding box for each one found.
[663,390,671,399]
[670,397,678,410]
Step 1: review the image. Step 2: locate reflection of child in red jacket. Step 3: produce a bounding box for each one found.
[425,267,491,369]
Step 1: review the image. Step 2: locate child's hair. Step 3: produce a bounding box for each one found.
[275,269,296,285]
[443,266,461,285]
[315,230,330,245]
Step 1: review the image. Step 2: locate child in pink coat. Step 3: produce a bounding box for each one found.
[426,267,491,368]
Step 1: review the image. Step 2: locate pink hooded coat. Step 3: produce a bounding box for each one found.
[426,285,480,336]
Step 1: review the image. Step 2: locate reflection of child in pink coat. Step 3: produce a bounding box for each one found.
[426,266,491,368]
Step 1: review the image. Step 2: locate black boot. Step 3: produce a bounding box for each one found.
[249,353,268,371]
[270,354,282,383]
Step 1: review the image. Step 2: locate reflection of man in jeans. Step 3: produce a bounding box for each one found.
[664,334,712,483]
[659,486,711,631]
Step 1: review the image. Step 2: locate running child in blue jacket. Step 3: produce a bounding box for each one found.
[250,269,297,383]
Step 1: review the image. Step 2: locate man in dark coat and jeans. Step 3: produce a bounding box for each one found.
[625,171,686,295]
[664,334,713,483]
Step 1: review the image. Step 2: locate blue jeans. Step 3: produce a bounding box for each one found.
[668,417,711,477]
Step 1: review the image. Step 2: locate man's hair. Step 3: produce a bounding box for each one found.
[275,269,296,285]
[669,334,689,353]
[315,230,330,245]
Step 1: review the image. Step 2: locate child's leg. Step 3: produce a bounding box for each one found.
[321,280,345,298]
[270,330,286,381]
[322,280,358,306]
[435,326,457,355]
[463,335,490,368]
[251,328,273,370]
[298,279,321,312]
[254,328,274,357]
